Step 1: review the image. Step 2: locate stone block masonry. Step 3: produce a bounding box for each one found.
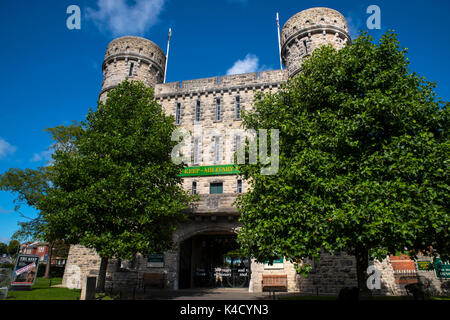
[62,7,448,296]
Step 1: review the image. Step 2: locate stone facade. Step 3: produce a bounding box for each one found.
[100,36,166,101]
[62,7,448,296]
[281,7,351,77]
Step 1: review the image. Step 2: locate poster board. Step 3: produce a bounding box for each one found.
[147,254,164,268]
[264,258,284,270]
[434,258,450,279]
[11,255,40,287]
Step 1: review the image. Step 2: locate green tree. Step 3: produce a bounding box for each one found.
[0,243,7,255]
[236,32,449,297]
[0,166,60,278]
[7,240,20,257]
[0,124,82,277]
[41,80,194,292]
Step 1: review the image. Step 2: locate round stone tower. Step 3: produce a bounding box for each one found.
[99,36,166,101]
[281,7,351,78]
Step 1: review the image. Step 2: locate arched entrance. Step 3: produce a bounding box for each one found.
[179,231,250,289]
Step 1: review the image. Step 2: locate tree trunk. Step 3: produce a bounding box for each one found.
[355,247,372,300]
[43,241,54,279]
[96,256,109,293]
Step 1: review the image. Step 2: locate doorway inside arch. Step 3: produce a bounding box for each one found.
[179,232,250,289]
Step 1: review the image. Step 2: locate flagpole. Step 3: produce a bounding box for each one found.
[276,12,283,70]
[164,28,171,83]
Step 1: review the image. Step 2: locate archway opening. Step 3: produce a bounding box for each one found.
[179,231,250,289]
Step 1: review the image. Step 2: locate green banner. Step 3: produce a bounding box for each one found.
[178,164,239,177]
[417,261,434,271]
[434,258,450,279]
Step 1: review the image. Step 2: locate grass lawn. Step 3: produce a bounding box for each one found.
[6,277,81,300]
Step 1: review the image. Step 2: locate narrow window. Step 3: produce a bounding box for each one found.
[235,135,241,153]
[237,180,242,194]
[210,182,223,194]
[193,137,199,165]
[303,40,308,54]
[176,103,181,125]
[216,98,221,121]
[215,136,221,163]
[196,101,201,122]
[129,62,134,77]
[236,96,241,119]
[192,181,197,194]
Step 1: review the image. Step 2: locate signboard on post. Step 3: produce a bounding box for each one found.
[264,258,284,270]
[434,258,450,279]
[178,165,239,177]
[147,254,164,268]
[11,255,40,288]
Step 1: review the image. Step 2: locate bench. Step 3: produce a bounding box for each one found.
[141,273,165,290]
[262,275,288,299]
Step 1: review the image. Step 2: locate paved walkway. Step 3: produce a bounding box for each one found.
[118,288,273,300]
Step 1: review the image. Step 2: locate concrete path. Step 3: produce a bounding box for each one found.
[120,288,273,300]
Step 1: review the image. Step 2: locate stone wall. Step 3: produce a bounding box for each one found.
[281,7,351,77]
[62,245,100,289]
[100,36,166,100]
[415,255,450,295]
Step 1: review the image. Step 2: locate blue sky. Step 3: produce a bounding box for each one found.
[0,0,449,244]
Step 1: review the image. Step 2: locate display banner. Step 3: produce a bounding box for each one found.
[11,255,40,286]
[434,258,450,279]
[147,254,164,268]
[264,258,284,270]
[417,261,434,271]
[178,165,239,177]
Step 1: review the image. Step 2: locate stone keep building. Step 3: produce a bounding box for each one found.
[62,7,448,295]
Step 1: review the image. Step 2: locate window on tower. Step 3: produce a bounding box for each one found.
[195,101,201,122]
[193,137,200,165]
[129,62,134,77]
[235,96,241,119]
[215,136,221,163]
[216,98,221,121]
[176,102,181,125]
[303,40,308,54]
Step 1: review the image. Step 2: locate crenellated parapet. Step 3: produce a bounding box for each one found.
[281,7,351,78]
[100,36,166,101]
[154,70,288,100]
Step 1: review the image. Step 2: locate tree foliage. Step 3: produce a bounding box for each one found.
[236,32,449,290]
[7,240,20,256]
[40,80,194,261]
[0,243,7,255]
[0,167,52,242]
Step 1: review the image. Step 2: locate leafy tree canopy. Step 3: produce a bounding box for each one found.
[236,32,449,284]
[41,80,194,260]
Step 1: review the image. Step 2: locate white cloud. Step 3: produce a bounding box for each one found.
[86,0,165,36]
[0,206,13,214]
[226,54,261,75]
[0,138,17,159]
[30,149,53,164]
